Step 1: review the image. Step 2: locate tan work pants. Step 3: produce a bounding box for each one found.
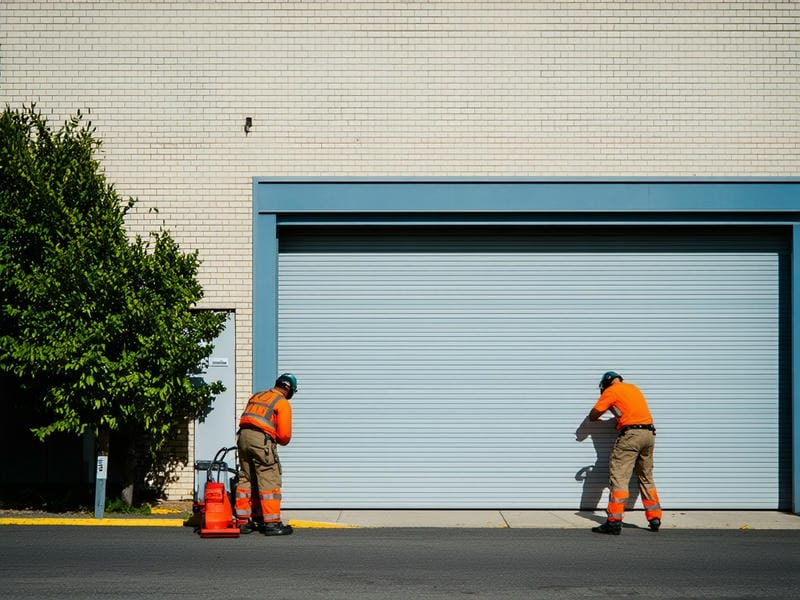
[606,428,662,522]
[234,427,283,524]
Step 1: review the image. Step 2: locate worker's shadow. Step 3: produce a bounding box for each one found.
[574,417,640,524]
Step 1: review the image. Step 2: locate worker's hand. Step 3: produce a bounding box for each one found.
[575,416,590,441]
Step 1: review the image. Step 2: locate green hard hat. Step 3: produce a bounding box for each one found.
[599,371,623,392]
[275,372,298,398]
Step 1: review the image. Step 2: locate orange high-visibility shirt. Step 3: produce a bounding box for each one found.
[239,388,293,445]
[592,382,653,431]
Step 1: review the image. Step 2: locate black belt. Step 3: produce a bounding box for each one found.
[619,424,656,436]
[238,424,275,441]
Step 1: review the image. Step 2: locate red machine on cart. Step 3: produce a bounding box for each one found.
[194,446,240,538]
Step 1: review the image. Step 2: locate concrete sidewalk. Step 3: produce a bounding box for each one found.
[282,509,800,530]
[1,509,799,530]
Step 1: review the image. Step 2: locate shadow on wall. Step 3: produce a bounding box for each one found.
[575,417,640,511]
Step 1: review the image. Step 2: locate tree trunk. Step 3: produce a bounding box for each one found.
[120,429,138,507]
[120,483,134,506]
[97,427,111,456]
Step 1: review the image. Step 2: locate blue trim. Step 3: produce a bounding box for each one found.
[252,208,278,393]
[255,179,800,214]
[275,214,800,227]
[795,226,800,515]
[253,179,800,512]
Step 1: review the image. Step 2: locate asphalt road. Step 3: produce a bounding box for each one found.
[1,526,799,599]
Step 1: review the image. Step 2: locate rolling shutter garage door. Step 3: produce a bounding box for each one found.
[277,227,789,509]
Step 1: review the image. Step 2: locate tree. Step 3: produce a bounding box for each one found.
[0,105,227,506]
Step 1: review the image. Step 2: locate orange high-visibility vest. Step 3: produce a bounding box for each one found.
[592,382,653,431]
[239,388,292,445]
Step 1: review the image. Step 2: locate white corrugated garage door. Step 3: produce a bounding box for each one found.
[277,227,789,509]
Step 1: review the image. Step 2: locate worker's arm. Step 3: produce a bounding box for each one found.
[588,407,605,422]
[589,389,612,422]
[274,399,293,445]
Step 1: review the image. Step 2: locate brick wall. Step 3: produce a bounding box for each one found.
[2,1,798,497]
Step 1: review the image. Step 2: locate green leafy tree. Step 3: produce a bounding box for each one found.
[0,105,226,505]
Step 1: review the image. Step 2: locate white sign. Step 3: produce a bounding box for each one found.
[209,357,229,367]
[96,455,108,480]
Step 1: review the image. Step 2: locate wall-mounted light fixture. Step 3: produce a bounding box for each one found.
[244,117,253,135]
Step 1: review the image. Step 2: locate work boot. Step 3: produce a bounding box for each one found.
[263,521,294,536]
[591,520,622,535]
[648,518,661,532]
[238,519,266,534]
[239,522,256,535]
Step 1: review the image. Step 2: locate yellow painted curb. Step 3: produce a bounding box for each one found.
[151,508,184,515]
[0,517,184,527]
[287,519,357,529]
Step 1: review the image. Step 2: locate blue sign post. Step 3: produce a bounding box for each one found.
[94,454,108,519]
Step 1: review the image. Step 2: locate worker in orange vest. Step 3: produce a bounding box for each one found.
[234,373,296,536]
[588,371,662,535]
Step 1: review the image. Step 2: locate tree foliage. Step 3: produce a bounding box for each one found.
[0,105,226,492]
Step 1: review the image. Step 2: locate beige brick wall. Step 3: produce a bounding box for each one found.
[2,1,798,498]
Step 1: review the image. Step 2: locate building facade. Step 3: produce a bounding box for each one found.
[2,2,798,508]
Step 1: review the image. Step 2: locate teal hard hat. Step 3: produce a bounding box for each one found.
[599,371,623,392]
[275,373,298,398]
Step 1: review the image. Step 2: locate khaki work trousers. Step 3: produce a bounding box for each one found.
[606,428,662,522]
[234,427,283,524]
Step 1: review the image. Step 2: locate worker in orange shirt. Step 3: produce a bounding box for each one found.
[234,373,296,536]
[588,371,662,535]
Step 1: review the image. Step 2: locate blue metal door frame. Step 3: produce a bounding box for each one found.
[253,177,800,513]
